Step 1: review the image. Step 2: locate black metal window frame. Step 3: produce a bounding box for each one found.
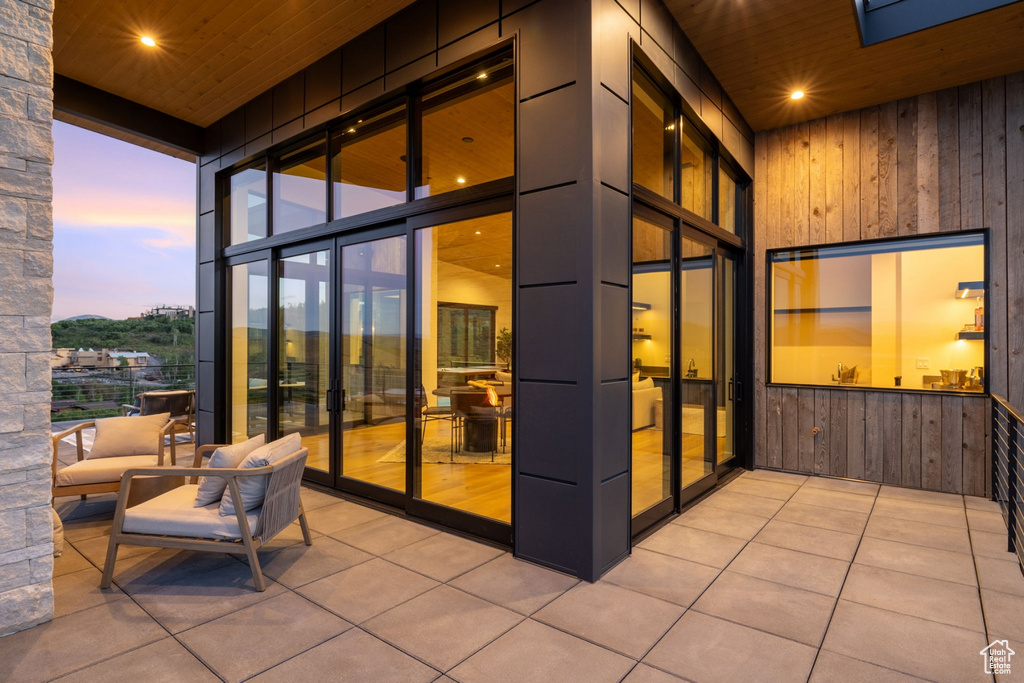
[765,228,991,396]
[220,44,515,258]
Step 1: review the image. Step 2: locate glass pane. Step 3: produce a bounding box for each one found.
[278,251,330,472]
[230,261,269,442]
[681,236,714,487]
[228,164,267,244]
[770,234,986,390]
[632,72,674,199]
[332,106,407,219]
[718,166,737,234]
[632,216,672,517]
[718,256,735,464]
[680,124,712,220]
[416,213,513,523]
[273,138,327,234]
[416,58,514,199]
[340,236,408,492]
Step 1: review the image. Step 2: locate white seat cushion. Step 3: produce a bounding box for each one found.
[123,484,260,540]
[55,455,161,487]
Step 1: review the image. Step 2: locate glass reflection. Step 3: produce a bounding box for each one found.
[681,236,714,487]
[278,251,330,472]
[632,72,674,200]
[718,166,737,235]
[230,261,269,442]
[273,138,327,234]
[340,236,408,491]
[680,125,712,220]
[631,216,672,517]
[228,164,267,245]
[332,105,407,219]
[415,213,513,523]
[416,57,514,199]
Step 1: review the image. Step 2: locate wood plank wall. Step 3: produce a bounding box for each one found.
[753,72,1024,497]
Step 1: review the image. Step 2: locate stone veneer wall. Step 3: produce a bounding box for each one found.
[0,0,55,636]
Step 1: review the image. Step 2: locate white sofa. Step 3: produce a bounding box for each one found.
[632,376,662,431]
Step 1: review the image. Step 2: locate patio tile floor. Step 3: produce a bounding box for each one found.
[5,463,1024,682]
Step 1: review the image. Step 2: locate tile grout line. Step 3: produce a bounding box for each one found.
[965,499,999,682]
[801,477,880,683]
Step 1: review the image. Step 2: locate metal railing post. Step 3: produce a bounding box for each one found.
[992,403,1000,502]
[1008,414,1019,554]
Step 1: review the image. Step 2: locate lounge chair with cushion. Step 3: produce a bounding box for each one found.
[51,412,177,500]
[99,433,311,592]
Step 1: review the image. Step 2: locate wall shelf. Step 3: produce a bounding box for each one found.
[632,302,652,311]
[632,334,652,341]
[773,306,871,314]
[955,281,985,299]
[957,331,984,340]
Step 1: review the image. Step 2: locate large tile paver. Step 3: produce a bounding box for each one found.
[0,601,166,683]
[754,518,861,560]
[637,524,747,568]
[809,650,930,682]
[672,505,769,540]
[449,554,578,615]
[967,508,1009,533]
[250,628,437,683]
[644,610,818,683]
[790,487,876,514]
[449,619,634,683]
[602,547,720,607]
[980,588,1024,644]
[840,564,985,632]
[55,637,220,683]
[974,555,1024,596]
[382,532,504,582]
[724,477,800,501]
[247,534,372,589]
[970,529,1017,560]
[52,566,126,618]
[330,515,440,555]
[728,542,849,596]
[534,582,684,658]
[802,477,880,496]
[876,486,963,508]
[862,515,972,553]
[51,545,93,578]
[774,500,869,535]
[297,557,438,624]
[692,570,836,646]
[362,585,523,672]
[853,537,977,586]
[622,664,686,682]
[696,490,786,517]
[821,600,988,683]
[870,497,967,528]
[741,469,808,485]
[302,500,386,536]
[177,591,349,683]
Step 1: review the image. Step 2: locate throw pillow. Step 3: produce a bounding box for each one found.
[219,432,302,516]
[632,371,641,383]
[87,413,171,459]
[193,434,266,507]
[635,377,654,391]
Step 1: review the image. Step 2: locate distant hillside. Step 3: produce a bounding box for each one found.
[61,314,111,321]
[51,317,195,366]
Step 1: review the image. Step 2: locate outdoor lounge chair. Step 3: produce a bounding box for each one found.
[51,413,177,501]
[123,389,195,442]
[99,439,311,592]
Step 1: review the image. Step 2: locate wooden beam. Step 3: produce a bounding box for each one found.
[54,75,205,156]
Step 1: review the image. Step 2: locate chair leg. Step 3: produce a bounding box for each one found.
[80,494,87,501]
[99,534,119,589]
[298,507,312,546]
[243,538,267,592]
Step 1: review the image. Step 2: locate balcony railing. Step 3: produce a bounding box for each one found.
[51,364,195,420]
[992,394,1024,572]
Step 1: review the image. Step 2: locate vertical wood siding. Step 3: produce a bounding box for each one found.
[753,72,1024,497]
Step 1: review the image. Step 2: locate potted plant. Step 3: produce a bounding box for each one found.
[495,327,512,370]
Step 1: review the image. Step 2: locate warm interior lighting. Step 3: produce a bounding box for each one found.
[485,386,499,406]
[477,73,487,80]
[140,36,156,47]
[666,124,675,131]
[790,90,805,100]
[347,127,356,133]
[475,231,481,235]
[494,264,500,268]
[456,177,466,184]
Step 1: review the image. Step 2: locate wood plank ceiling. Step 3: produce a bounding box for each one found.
[666,0,1024,131]
[52,0,415,129]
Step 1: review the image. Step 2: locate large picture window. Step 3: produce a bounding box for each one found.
[770,233,986,391]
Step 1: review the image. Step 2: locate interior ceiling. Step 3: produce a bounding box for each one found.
[52,0,415,129]
[666,0,1024,131]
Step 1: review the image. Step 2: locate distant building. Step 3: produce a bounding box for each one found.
[50,348,150,369]
[144,306,195,320]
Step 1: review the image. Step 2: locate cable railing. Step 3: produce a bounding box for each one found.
[992,394,1024,572]
[51,364,195,420]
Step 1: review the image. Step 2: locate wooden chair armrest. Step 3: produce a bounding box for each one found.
[158,419,178,466]
[121,404,136,416]
[51,422,95,475]
[193,443,228,469]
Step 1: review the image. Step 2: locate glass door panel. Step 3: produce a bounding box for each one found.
[718,255,736,464]
[278,251,331,472]
[414,213,513,523]
[229,260,269,443]
[631,215,673,518]
[680,236,714,488]
[340,236,408,492]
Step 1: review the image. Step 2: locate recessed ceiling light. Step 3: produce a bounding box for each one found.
[666,124,675,131]
[475,231,481,235]
[456,177,466,184]
[462,137,474,143]
[477,73,487,80]
[140,36,156,47]
[494,264,500,268]
[347,127,356,133]
[790,90,805,100]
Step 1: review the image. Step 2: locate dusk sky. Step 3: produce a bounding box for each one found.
[51,121,196,321]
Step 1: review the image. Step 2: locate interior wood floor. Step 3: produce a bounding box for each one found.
[302,418,512,524]
[631,427,728,516]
